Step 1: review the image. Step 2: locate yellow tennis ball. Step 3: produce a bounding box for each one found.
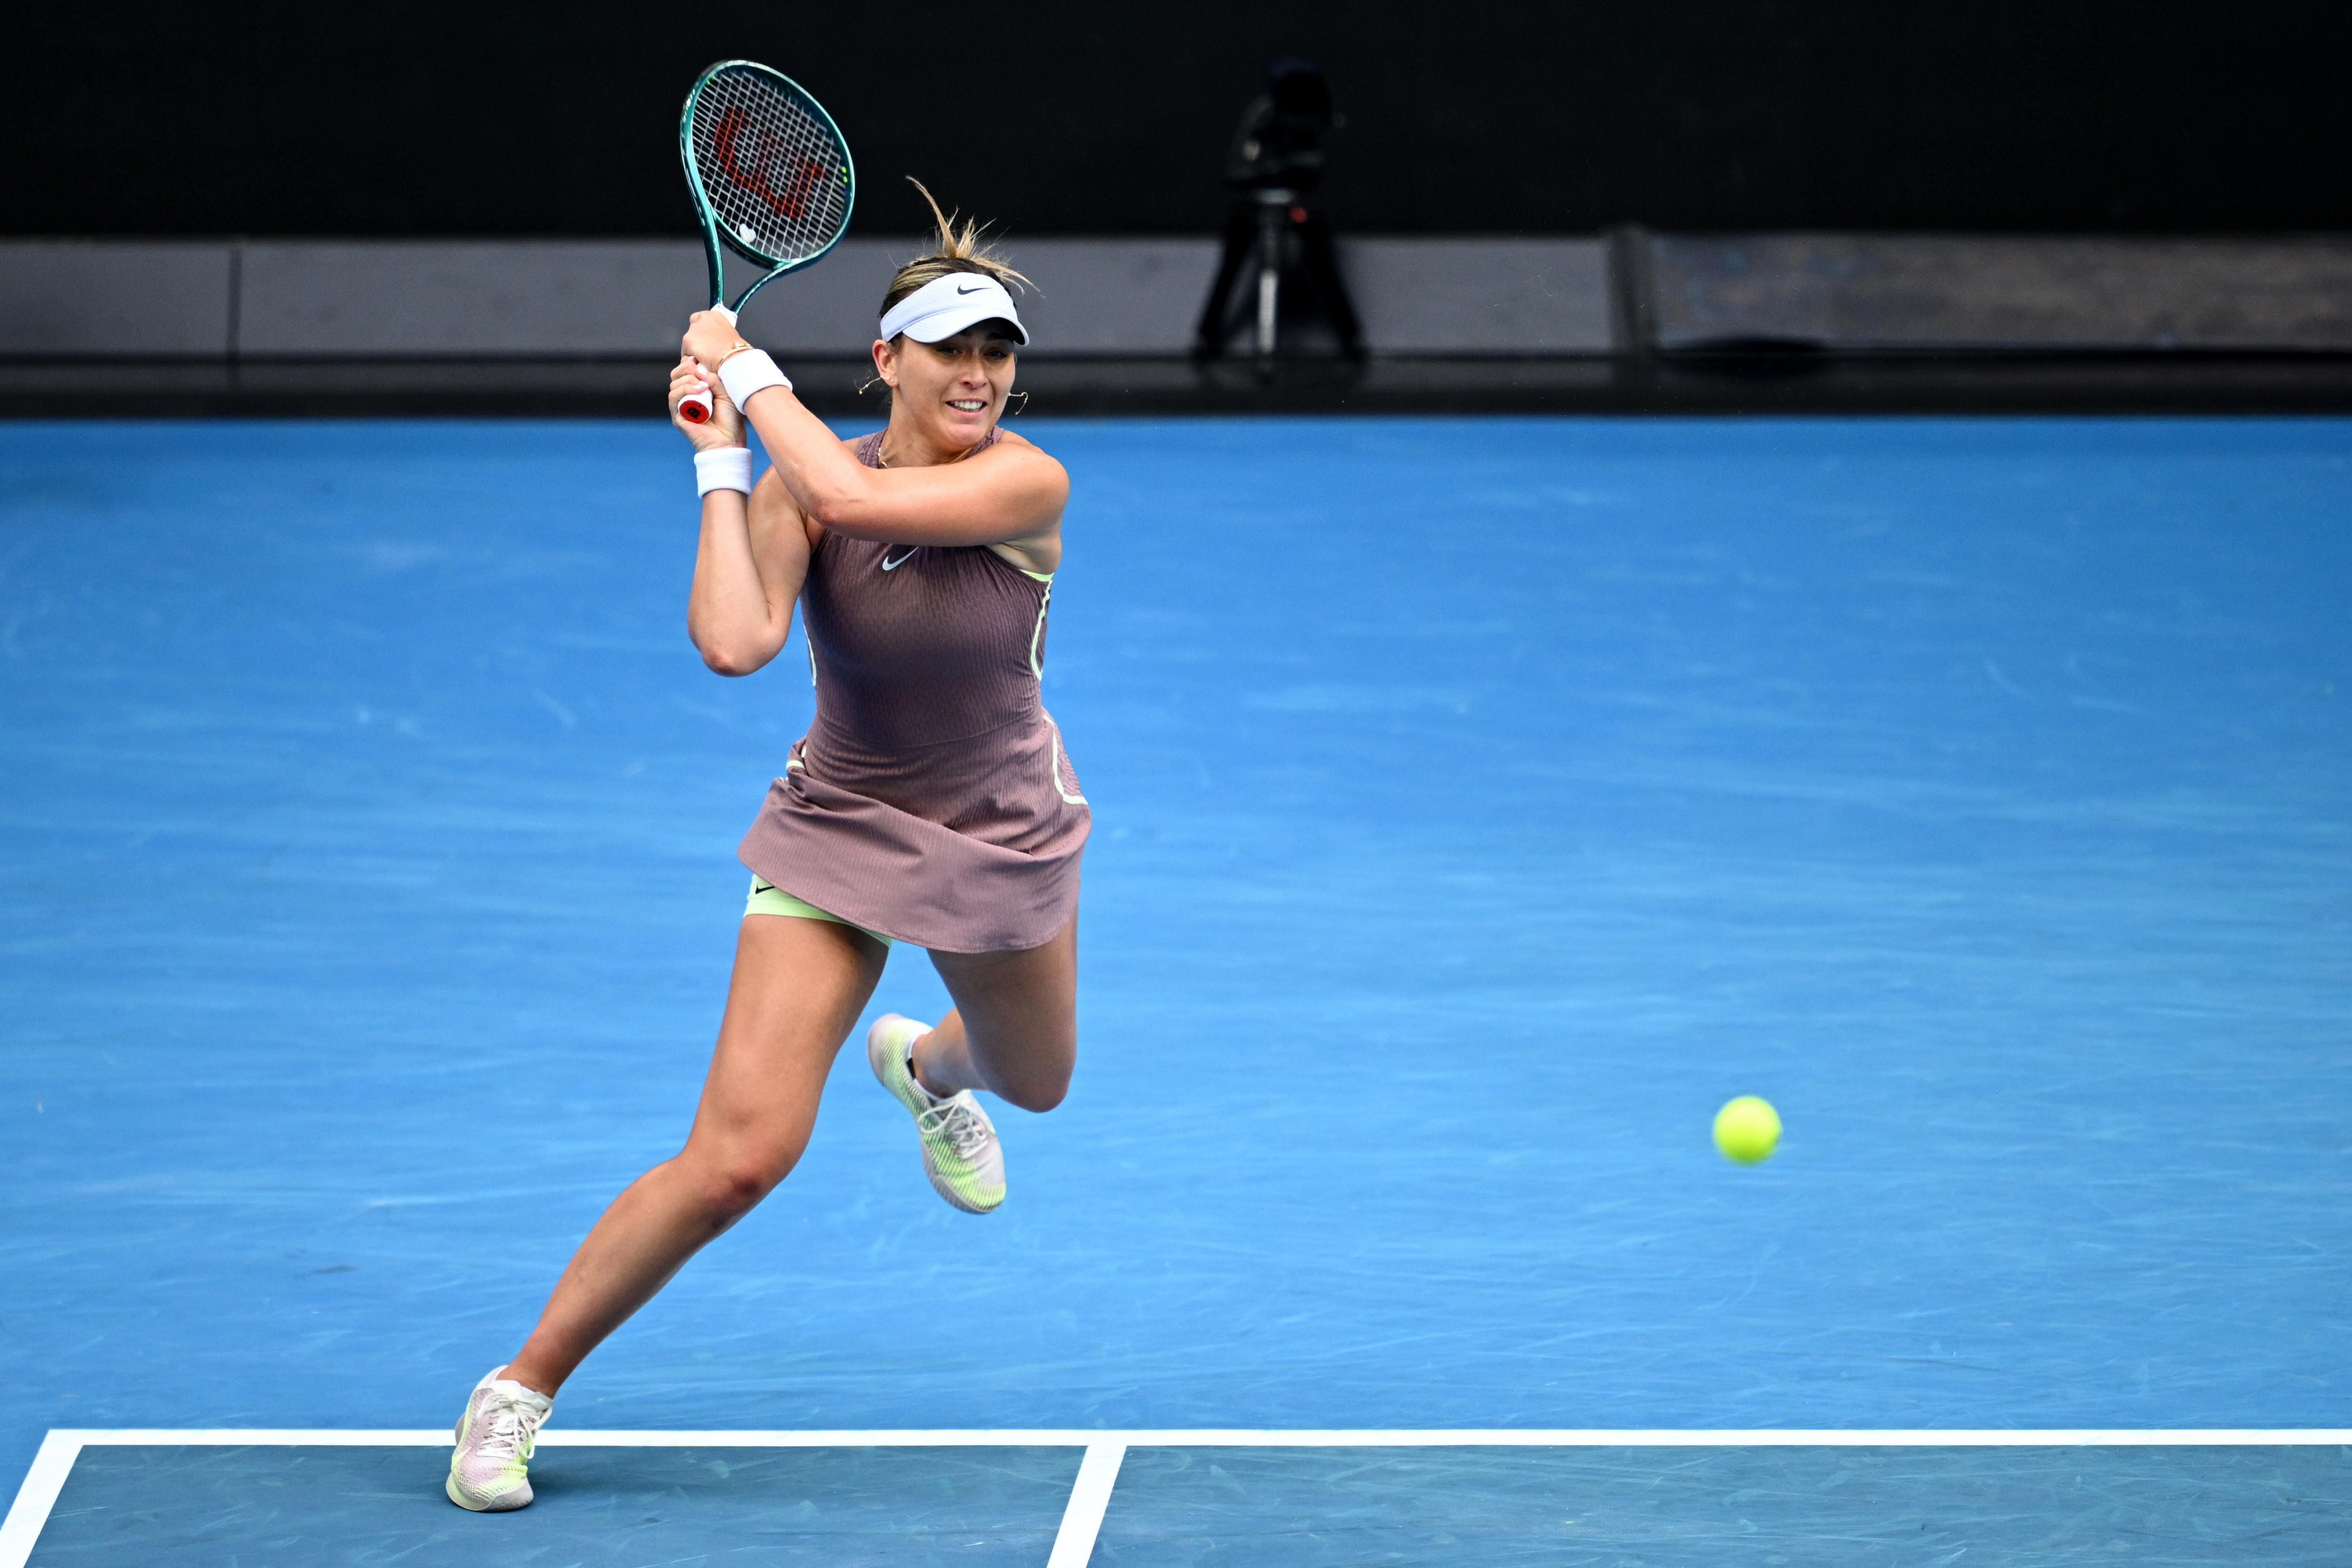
[1713,1095,1781,1164]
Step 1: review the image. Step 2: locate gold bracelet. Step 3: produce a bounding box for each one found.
[715,341,755,367]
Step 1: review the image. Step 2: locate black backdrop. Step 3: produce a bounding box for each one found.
[13,0,2351,238]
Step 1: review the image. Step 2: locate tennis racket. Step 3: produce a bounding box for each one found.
[676,61,856,423]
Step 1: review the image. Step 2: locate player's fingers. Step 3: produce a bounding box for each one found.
[682,313,739,367]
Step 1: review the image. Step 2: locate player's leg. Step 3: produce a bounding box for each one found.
[916,916,1079,1112]
[507,913,887,1393]
[863,914,1077,1216]
[448,913,883,1512]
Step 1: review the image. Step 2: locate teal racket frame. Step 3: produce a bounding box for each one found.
[678,59,857,319]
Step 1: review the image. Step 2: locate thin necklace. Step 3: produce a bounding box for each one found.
[876,429,986,470]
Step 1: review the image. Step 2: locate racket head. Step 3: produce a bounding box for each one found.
[680,61,856,311]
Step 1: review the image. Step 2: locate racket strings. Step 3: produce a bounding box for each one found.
[690,70,850,265]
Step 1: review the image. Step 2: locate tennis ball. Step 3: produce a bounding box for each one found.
[1713,1095,1781,1164]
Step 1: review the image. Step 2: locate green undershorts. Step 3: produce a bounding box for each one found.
[744,875,893,947]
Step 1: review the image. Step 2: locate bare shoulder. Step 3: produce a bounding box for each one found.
[981,427,1068,487]
[978,430,1068,574]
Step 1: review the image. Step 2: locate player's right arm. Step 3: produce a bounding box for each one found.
[674,359,810,677]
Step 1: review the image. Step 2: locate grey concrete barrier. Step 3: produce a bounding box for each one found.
[0,242,235,356]
[1647,234,2352,352]
[1346,239,1612,354]
[27,232,2348,360]
[238,240,706,358]
[0,236,1614,360]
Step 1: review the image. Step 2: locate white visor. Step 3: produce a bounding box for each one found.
[877,272,1028,346]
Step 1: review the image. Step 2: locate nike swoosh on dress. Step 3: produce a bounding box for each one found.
[881,548,920,570]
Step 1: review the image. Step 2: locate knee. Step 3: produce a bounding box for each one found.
[992,1062,1072,1114]
[957,1018,1076,1114]
[683,1146,797,1224]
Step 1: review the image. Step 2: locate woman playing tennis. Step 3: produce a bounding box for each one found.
[445,194,1087,1512]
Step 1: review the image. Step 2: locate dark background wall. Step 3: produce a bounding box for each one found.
[12,0,2351,239]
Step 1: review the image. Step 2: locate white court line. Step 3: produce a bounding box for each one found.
[1045,1441,1125,1568]
[0,1433,83,1568]
[10,1428,2351,1568]
[43,1426,2352,1447]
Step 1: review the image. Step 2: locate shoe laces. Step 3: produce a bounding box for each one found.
[473,1393,545,1461]
[917,1094,992,1161]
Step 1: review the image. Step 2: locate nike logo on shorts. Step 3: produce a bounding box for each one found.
[881,548,920,570]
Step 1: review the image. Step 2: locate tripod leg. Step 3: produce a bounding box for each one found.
[1193,204,1260,360]
[1295,214,1365,360]
[1255,202,1284,364]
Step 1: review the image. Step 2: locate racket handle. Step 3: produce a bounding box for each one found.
[677,305,738,424]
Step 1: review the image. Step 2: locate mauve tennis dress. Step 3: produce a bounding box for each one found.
[736,429,1089,953]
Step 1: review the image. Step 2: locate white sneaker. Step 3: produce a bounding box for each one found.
[445,1364,553,1511]
[866,1013,1006,1213]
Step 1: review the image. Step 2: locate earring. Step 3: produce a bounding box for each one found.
[1006,390,1031,416]
[858,374,884,394]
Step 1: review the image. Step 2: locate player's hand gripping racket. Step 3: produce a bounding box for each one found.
[676,61,856,423]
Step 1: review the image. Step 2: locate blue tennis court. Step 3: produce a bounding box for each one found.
[4,416,2348,1563]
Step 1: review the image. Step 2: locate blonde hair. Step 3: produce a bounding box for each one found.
[879,177,1030,327]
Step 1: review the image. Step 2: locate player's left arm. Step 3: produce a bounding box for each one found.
[681,313,1067,557]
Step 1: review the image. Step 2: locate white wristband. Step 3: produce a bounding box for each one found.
[694,446,754,497]
[716,349,792,412]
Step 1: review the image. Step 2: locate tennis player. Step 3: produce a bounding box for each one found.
[446,193,1086,1512]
